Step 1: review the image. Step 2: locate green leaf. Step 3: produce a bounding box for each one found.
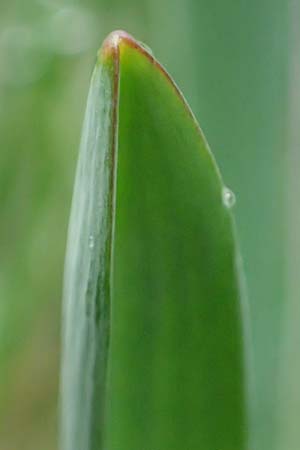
[149,6,289,448]
[61,31,250,450]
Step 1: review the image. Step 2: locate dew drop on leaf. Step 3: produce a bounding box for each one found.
[89,235,95,249]
[138,40,154,56]
[222,187,236,208]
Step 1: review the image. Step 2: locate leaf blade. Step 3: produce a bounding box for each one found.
[61,30,250,450]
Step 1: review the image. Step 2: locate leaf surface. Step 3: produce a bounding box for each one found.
[61,30,249,450]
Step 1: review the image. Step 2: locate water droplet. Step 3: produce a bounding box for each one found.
[138,40,154,56]
[89,235,94,249]
[222,187,236,208]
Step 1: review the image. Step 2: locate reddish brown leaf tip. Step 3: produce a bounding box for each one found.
[99,30,156,64]
[98,30,132,62]
[97,30,203,142]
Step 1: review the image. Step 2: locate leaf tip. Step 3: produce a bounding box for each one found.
[98,30,132,63]
[98,30,156,65]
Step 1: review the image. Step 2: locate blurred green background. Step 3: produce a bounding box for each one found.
[0,1,298,449]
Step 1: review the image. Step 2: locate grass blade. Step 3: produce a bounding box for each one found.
[61,30,250,450]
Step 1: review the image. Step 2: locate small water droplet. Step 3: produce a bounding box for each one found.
[138,40,154,56]
[89,235,94,249]
[222,187,236,208]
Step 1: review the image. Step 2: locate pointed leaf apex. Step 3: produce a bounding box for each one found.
[98,30,132,63]
[98,30,156,65]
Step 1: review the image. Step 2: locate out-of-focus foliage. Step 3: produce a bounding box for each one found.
[0,1,295,450]
[277,4,300,450]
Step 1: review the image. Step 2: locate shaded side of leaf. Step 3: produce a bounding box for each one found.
[60,53,117,450]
